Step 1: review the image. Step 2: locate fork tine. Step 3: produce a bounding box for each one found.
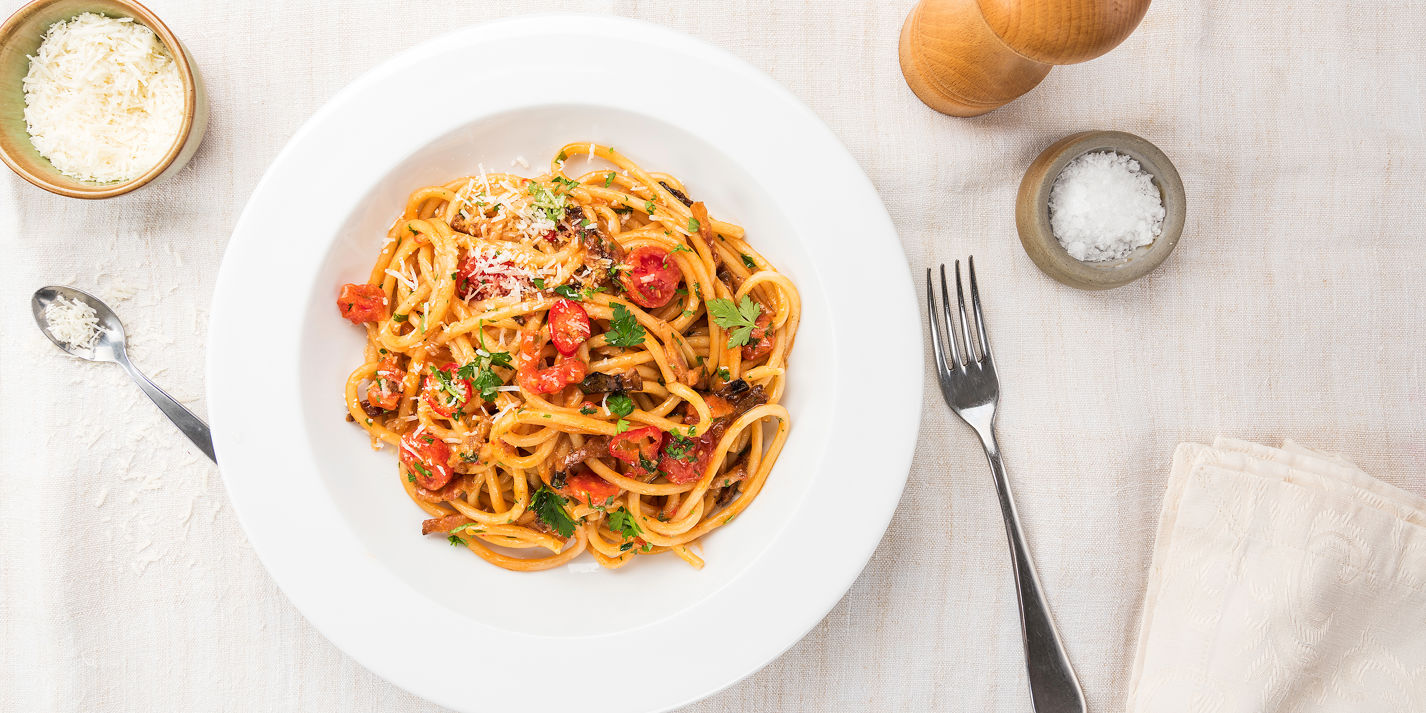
[925,268,951,376]
[939,264,962,366]
[954,260,977,362]
[968,256,990,359]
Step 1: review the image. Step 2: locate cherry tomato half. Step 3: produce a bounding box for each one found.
[367,355,405,410]
[562,470,620,506]
[549,299,592,356]
[742,309,774,361]
[608,425,664,475]
[660,432,714,485]
[422,362,473,417]
[516,331,588,394]
[337,283,388,324]
[618,246,681,309]
[401,430,452,490]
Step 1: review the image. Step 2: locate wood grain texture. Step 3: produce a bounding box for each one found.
[899,0,1150,115]
[977,0,1152,64]
[898,0,1051,117]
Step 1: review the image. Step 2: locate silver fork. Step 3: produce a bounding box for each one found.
[926,258,1086,713]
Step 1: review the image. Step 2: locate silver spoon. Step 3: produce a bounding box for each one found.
[32,286,215,462]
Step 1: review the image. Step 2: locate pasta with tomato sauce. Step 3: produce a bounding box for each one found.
[338,143,799,571]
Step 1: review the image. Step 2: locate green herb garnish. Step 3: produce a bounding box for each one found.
[608,507,642,540]
[607,392,634,417]
[605,302,645,347]
[532,486,577,537]
[707,296,762,348]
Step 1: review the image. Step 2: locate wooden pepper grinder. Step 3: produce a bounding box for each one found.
[899,0,1151,116]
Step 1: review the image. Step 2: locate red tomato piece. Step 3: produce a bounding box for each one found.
[401,431,452,490]
[548,299,592,356]
[608,426,664,475]
[337,283,388,324]
[366,356,405,410]
[456,253,527,302]
[516,331,588,394]
[617,246,681,309]
[562,470,620,506]
[742,309,774,361]
[660,432,715,484]
[421,362,474,418]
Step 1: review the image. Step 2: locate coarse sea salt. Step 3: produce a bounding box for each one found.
[1048,151,1165,262]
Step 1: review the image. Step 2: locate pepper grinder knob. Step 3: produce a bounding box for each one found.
[898,0,1151,117]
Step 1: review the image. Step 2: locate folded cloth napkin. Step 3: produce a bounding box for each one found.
[1127,438,1426,712]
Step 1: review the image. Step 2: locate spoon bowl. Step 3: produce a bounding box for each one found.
[31,285,127,362]
[32,285,215,461]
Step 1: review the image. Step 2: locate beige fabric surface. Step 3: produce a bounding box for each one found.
[2,1,1424,711]
[1129,440,1426,712]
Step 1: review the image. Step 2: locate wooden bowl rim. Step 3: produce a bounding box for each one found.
[0,0,198,199]
[1016,130,1187,290]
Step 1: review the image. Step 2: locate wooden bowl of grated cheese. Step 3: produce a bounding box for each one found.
[0,0,207,198]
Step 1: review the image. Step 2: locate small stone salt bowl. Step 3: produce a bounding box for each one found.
[1016,130,1185,290]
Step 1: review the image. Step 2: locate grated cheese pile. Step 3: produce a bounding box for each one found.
[22,12,184,183]
[459,244,539,302]
[44,295,102,350]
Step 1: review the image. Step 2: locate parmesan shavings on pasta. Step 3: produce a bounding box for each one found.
[43,295,102,350]
[459,244,537,302]
[22,13,184,183]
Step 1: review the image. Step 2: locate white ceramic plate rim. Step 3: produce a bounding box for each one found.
[208,15,922,713]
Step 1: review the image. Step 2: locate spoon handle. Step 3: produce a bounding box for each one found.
[116,354,216,462]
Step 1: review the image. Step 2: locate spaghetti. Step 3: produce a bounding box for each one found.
[338,144,799,571]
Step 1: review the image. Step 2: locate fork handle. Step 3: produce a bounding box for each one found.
[975,424,1086,713]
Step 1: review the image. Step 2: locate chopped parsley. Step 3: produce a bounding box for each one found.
[606,392,634,417]
[556,151,567,162]
[409,461,433,480]
[427,364,471,409]
[607,507,642,540]
[670,244,692,254]
[448,535,464,546]
[579,404,597,415]
[527,180,571,222]
[687,217,701,233]
[644,200,657,215]
[717,367,731,381]
[532,486,577,537]
[456,349,513,402]
[392,313,408,323]
[615,419,631,434]
[553,284,582,300]
[741,254,758,270]
[605,302,645,347]
[664,433,698,463]
[604,171,616,187]
[708,296,763,348]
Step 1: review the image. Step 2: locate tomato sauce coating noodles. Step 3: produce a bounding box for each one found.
[338,143,799,571]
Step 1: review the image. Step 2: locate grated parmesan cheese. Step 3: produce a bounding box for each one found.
[22,13,184,183]
[43,295,102,350]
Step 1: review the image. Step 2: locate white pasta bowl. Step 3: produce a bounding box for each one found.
[208,15,921,713]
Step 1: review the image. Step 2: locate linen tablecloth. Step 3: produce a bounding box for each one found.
[3,1,1424,710]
